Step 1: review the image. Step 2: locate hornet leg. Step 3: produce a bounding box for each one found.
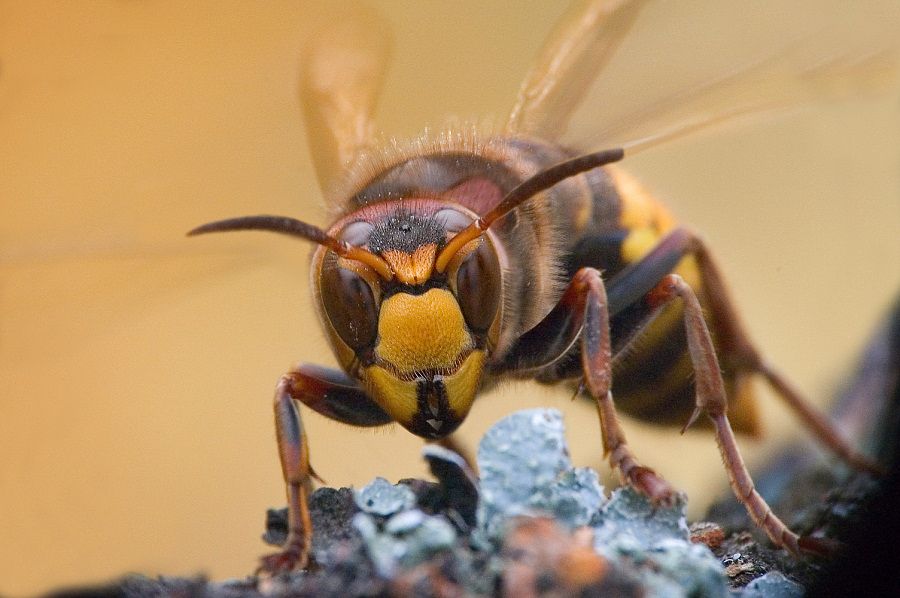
[687,234,884,475]
[500,267,676,504]
[608,228,881,474]
[648,273,828,555]
[501,261,824,554]
[257,375,315,574]
[257,365,392,574]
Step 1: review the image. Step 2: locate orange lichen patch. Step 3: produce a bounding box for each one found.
[689,521,726,550]
[559,535,609,588]
[501,518,610,597]
[381,244,437,285]
[390,561,466,597]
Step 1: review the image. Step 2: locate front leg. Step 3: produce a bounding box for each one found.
[499,267,676,505]
[258,364,392,574]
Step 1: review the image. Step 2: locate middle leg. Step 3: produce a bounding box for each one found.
[499,266,676,504]
[500,264,816,554]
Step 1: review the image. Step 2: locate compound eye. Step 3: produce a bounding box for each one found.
[455,239,501,334]
[320,264,378,352]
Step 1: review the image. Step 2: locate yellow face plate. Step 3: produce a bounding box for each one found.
[364,350,485,436]
[375,288,473,375]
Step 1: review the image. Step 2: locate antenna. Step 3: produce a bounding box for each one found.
[188,215,393,280]
[435,147,624,273]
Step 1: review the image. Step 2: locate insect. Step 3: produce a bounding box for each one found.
[189,0,888,573]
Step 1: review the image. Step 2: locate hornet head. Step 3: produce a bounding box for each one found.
[187,148,624,438]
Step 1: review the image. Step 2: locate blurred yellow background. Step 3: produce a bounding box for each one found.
[1,1,898,595]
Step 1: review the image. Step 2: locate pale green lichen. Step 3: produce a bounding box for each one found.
[475,408,728,597]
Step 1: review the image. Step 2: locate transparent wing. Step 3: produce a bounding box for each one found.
[300,3,392,197]
[506,0,648,138]
[0,3,356,592]
[506,0,899,154]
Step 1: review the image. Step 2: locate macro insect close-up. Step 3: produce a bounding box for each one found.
[188,0,897,574]
[2,0,899,595]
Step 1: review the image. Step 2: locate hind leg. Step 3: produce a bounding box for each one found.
[686,233,883,475]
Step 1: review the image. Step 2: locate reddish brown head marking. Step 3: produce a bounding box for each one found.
[381,244,438,285]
